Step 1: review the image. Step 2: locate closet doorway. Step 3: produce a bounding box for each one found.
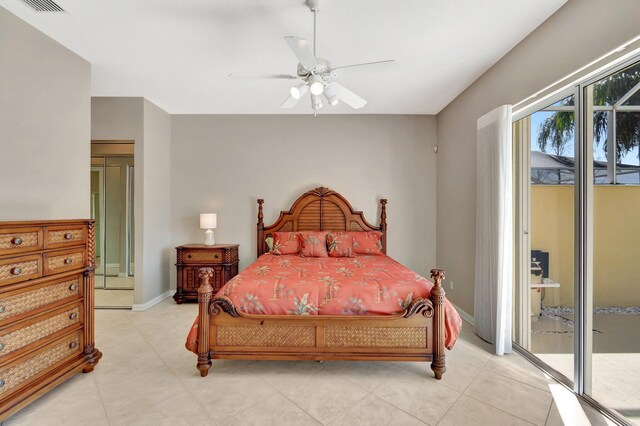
[91,141,135,308]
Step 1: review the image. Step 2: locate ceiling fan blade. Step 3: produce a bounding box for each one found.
[331,83,367,109]
[284,36,317,69]
[229,73,298,80]
[281,95,300,109]
[331,60,397,75]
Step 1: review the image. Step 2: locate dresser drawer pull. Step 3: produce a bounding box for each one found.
[69,313,78,320]
[10,267,22,276]
[64,233,73,240]
[0,306,4,313]
[64,258,73,265]
[69,341,78,349]
[187,254,192,259]
[69,283,78,291]
[0,343,5,351]
[215,254,219,259]
[12,237,23,245]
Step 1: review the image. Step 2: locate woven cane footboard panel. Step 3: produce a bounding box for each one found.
[0,306,81,357]
[217,325,316,347]
[0,332,81,395]
[324,326,427,348]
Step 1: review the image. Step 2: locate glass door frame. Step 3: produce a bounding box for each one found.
[513,52,640,425]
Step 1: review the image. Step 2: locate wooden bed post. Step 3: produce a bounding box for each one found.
[430,269,446,380]
[257,199,264,256]
[380,199,387,253]
[197,268,214,377]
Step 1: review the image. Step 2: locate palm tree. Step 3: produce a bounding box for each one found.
[536,62,640,162]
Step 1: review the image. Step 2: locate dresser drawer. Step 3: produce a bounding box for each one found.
[44,250,85,275]
[44,225,86,250]
[0,303,82,359]
[0,255,42,287]
[0,331,82,398]
[0,228,43,257]
[0,275,82,326]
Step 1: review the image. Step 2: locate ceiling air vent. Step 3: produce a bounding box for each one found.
[21,0,65,12]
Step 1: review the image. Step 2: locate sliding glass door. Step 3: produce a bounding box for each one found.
[514,56,640,424]
[584,60,640,422]
[513,93,577,383]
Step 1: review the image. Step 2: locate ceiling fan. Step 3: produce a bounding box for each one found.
[229,0,396,114]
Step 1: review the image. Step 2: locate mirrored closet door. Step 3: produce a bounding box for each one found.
[91,142,135,308]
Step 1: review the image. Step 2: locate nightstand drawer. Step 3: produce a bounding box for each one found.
[0,228,43,257]
[0,303,82,359]
[44,250,85,275]
[0,255,42,287]
[44,225,86,250]
[0,275,82,326]
[183,250,225,263]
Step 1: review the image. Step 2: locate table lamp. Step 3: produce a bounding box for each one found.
[200,213,217,246]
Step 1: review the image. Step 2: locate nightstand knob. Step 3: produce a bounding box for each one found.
[11,267,21,276]
[0,306,4,313]
[0,379,4,388]
[69,313,78,320]
[12,237,23,245]
[64,233,73,240]
[69,341,78,349]
[69,283,78,291]
[64,258,73,265]
[214,254,219,259]
[0,343,5,351]
[187,254,192,259]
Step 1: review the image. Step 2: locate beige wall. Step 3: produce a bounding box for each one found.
[436,0,640,316]
[170,115,438,290]
[91,98,171,307]
[532,186,640,307]
[0,8,90,220]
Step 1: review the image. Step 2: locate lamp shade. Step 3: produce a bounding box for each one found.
[200,213,217,229]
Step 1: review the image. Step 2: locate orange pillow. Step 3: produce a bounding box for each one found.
[299,231,329,257]
[326,231,354,258]
[271,232,300,255]
[351,231,383,255]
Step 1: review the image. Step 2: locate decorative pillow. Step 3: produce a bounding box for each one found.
[351,231,384,255]
[326,231,354,258]
[265,236,274,252]
[270,232,300,255]
[299,231,329,257]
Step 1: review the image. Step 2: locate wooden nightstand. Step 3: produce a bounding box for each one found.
[174,244,239,304]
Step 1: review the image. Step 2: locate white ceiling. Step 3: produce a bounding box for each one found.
[1,0,566,114]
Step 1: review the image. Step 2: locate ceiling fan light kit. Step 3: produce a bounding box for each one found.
[229,0,396,114]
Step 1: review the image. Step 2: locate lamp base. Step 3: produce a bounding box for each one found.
[204,229,215,246]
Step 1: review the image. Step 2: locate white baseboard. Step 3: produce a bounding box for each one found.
[131,290,172,312]
[452,303,474,326]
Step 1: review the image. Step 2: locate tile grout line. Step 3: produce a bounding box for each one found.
[462,390,538,425]
[125,310,219,424]
[544,400,554,425]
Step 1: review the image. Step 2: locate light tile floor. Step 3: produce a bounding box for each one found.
[2,300,620,426]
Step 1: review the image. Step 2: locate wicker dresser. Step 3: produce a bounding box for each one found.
[0,220,101,420]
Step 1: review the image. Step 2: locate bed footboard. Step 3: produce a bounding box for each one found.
[196,268,447,379]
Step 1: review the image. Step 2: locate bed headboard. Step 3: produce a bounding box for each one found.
[257,186,387,257]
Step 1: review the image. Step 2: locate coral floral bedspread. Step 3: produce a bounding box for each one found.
[185,254,462,353]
